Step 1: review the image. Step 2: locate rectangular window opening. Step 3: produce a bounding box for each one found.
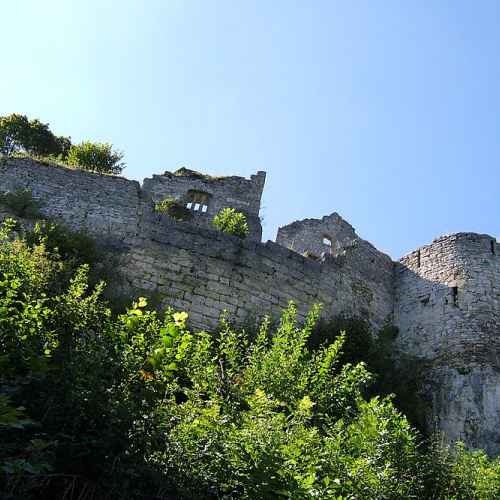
[201,205,208,213]
[451,286,458,307]
[491,240,496,255]
[417,250,421,268]
[194,203,200,211]
[186,202,193,209]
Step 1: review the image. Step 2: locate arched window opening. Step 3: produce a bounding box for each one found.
[323,235,333,247]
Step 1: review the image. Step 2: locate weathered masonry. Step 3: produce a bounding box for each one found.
[395,234,500,456]
[0,157,499,456]
[142,167,266,241]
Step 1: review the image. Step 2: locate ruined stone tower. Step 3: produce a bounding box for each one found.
[142,167,266,241]
[395,233,500,455]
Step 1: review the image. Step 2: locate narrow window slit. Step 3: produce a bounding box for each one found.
[417,250,421,268]
[491,240,496,255]
[451,286,458,307]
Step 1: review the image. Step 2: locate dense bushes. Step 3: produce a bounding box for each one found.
[0,113,125,175]
[0,219,499,499]
[213,207,249,238]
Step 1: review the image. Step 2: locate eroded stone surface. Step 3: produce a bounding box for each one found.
[395,233,500,454]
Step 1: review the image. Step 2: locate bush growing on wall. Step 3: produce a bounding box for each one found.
[154,197,193,221]
[0,189,43,219]
[67,141,125,175]
[213,207,249,238]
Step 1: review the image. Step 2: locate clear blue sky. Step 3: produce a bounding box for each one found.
[2,1,499,258]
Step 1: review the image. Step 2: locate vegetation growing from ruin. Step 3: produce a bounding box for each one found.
[213,207,249,238]
[66,141,125,175]
[173,166,228,181]
[0,219,499,499]
[0,114,125,175]
[154,196,193,221]
[0,189,43,219]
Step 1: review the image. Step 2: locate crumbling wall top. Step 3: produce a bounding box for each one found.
[276,212,362,259]
[142,168,266,241]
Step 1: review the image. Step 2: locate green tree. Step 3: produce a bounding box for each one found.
[0,113,70,158]
[213,207,249,238]
[0,114,29,156]
[67,141,125,174]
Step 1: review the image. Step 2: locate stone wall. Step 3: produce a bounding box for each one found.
[0,158,142,244]
[2,157,499,455]
[276,212,359,258]
[142,168,266,241]
[395,233,500,455]
[0,158,394,332]
[118,213,394,331]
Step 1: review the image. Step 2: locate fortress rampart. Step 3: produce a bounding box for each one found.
[0,157,499,455]
[0,158,393,330]
[395,233,500,454]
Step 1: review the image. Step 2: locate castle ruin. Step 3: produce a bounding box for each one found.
[1,157,499,455]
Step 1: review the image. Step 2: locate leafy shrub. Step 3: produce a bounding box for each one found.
[0,189,43,219]
[213,207,249,238]
[311,316,374,358]
[421,439,500,499]
[151,306,423,499]
[154,197,193,221]
[67,141,125,175]
[313,317,430,431]
[0,113,70,158]
[0,220,499,499]
[25,220,98,267]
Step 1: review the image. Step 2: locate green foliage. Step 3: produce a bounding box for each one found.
[421,439,500,499]
[67,141,125,175]
[25,220,98,267]
[0,220,498,499]
[0,113,70,158]
[154,197,193,221]
[213,207,249,238]
[312,316,431,432]
[0,189,43,219]
[156,306,421,499]
[311,316,374,363]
